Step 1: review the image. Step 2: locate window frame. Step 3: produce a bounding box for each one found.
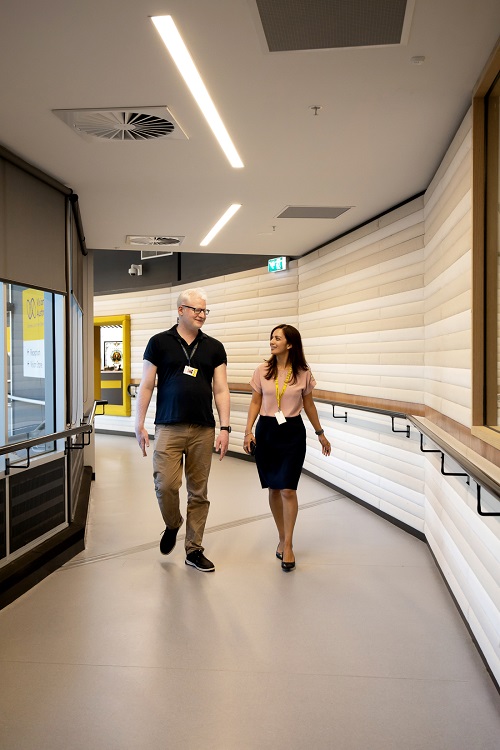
[1,282,66,463]
[472,39,500,449]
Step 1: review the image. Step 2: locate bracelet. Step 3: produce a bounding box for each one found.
[244,432,253,437]
[315,429,324,436]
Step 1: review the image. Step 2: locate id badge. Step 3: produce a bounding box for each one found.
[275,410,287,425]
[183,365,198,377]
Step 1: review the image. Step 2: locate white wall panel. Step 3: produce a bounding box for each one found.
[425,492,500,685]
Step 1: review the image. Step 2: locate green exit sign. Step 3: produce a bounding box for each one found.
[268,256,287,273]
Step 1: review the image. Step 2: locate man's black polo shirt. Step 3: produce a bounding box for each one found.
[143,326,227,427]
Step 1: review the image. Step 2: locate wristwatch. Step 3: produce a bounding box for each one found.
[315,428,324,436]
[220,426,232,433]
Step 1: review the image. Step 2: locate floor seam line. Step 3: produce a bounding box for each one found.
[0,659,479,684]
[61,493,340,568]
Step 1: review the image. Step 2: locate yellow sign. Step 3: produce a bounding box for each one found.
[22,288,45,377]
[23,288,45,340]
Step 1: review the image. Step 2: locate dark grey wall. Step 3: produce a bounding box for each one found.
[93,249,277,294]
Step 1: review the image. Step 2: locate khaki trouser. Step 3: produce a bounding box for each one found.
[153,424,215,554]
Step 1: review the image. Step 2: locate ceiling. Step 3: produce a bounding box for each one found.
[0,0,499,259]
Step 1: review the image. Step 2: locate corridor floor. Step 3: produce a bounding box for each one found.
[0,433,499,749]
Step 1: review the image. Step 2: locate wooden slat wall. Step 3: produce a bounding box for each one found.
[94,107,500,685]
[424,111,473,427]
[293,195,427,534]
[422,110,500,685]
[298,201,425,403]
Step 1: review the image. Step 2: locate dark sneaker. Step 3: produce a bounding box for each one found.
[185,550,215,572]
[160,525,181,555]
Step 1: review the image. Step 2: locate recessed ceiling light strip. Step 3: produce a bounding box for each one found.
[151,15,244,169]
[200,204,241,246]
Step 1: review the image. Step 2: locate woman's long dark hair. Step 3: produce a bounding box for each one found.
[264,324,309,384]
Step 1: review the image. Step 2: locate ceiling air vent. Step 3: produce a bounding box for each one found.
[277,206,351,219]
[255,0,412,51]
[52,107,188,141]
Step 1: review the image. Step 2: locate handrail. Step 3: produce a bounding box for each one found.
[84,399,107,427]
[0,401,107,471]
[230,389,500,516]
[407,416,500,516]
[318,398,500,515]
[316,398,410,438]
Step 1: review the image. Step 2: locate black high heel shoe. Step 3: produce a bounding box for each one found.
[281,557,295,572]
[276,545,283,561]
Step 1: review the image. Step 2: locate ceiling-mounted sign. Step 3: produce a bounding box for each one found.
[268,256,287,273]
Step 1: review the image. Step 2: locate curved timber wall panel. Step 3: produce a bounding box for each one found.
[298,200,425,402]
[423,112,473,427]
[421,111,500,682]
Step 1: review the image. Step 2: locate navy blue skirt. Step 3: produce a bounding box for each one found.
[254,415,306,490]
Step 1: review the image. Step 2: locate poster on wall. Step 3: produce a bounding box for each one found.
[104,341,123,370]
[22,288,45,378]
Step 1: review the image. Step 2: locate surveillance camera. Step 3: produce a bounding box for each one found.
[128,266,136,276]
[128,264,142,276]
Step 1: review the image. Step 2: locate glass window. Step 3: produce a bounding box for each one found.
[0,284,5,473]
[71,295,83,427]
[4,283,64,457]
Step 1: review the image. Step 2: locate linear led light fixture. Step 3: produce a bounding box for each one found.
[200,204,241,246]
[151,15,244,169]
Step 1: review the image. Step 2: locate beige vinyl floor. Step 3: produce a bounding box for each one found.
[0,433,499,749]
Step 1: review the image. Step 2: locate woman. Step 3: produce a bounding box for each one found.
[243,324,331,571]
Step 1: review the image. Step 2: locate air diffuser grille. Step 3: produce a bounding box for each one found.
[53,107,188,141]
[127,235,184,248]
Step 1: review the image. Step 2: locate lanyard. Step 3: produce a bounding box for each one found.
[275,367,292,411]
[177,338,199,366]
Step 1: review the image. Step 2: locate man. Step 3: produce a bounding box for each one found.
[135,288,231,572]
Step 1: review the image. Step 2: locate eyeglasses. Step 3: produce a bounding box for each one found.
[181,305,210,316]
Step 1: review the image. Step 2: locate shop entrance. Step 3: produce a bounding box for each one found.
[93,315,131,417]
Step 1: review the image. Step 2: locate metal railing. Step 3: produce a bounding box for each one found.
[0,400,107,475]
[316,398,411,438]
[321,399,500,517]
[406,416,500,517]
